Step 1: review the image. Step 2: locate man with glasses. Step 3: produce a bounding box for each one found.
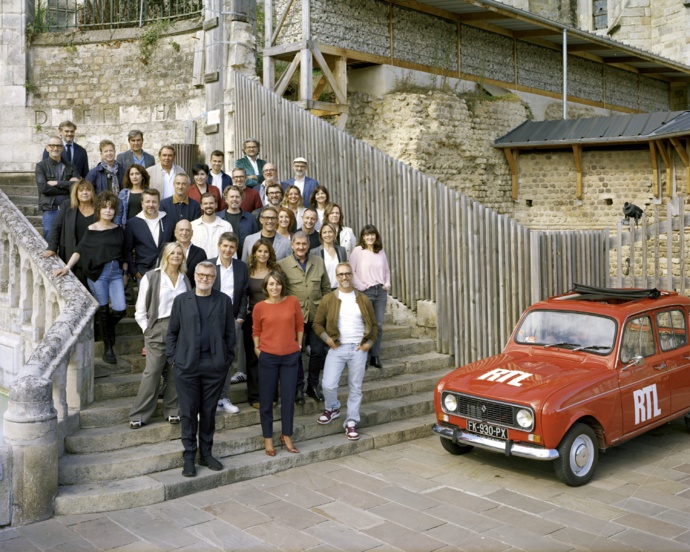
[256,163,279,206]
[41,120,89,177]
[241,205,291,261]
[234,139,266,188]
[167,261,236,477]
[36,135,80,238]
[231,167,262,213]
[313,262,377,441]
[252,182,284,225]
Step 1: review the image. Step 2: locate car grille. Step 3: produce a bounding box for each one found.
[443,392,531,430]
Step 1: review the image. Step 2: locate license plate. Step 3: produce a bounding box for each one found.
[467,420,507,439]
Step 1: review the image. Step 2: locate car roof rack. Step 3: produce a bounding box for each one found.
[570,284,661,301]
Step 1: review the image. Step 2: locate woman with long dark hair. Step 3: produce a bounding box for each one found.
[349,224,390,368]
[309,184,330,227]
[53,191,128,364]
[115,164,150,227]
[252,270,304,456]
[324,202,357,259]
[43,179,96,288]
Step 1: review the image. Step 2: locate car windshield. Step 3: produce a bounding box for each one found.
[514,310,617,354]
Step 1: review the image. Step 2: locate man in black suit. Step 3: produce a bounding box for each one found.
[210,232,249,413]
[116,129,156,172]
[125,188,174,280]
[42,120,89,177]
[172,219,206,287]
[167,261,235,477]
[159,173,201,229]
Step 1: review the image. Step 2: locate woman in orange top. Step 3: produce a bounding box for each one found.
[252,270,304,455]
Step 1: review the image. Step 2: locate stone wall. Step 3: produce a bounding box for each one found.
[26,22,206,169]
[346,90,530,216]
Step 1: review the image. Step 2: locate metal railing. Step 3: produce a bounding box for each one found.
[234,74,610,365]
[40,0,202,30]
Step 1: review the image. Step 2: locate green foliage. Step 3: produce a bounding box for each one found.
[25,81,39,94]
[27,0,51,42]
[139,20,172,65]
[171,41,181,52]
[64,44,78,55]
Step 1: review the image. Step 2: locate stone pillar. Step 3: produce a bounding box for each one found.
[223,0,257,161]
[0,0,34,172]
[3,375,58,525]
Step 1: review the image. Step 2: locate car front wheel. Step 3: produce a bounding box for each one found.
[439,436,474,455]
[553,423,598,486]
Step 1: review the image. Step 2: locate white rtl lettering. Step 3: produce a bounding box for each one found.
[633,384,661,425]
[477,368,511,382]
[507,372,532,387]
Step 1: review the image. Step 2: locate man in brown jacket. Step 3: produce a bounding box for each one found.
[313,262,378,440]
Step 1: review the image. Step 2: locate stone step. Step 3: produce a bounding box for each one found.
[1,184,39,196]
[14,203,41,217]
[78,351,450,430]
[59,393,434,485]
[0,173,37,187]
[54,414,435,515]
[5,194,37,206]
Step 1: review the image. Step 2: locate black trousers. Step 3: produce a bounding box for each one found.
[174,358,226,461]
[258,351,300,438]
[296,321,326,390]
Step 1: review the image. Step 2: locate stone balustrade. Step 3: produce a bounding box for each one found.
[0,189,97,526]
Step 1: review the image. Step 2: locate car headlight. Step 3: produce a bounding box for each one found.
[516,409,533,429]
[443,394,457,412]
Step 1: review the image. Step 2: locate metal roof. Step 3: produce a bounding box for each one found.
[494,111,690,148]
[412,0,690,82]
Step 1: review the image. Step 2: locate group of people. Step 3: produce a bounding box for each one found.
[41,126,391,476]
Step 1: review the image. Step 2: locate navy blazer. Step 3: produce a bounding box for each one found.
[125,214,175,277]
[86,162,126,194]
[166,288,236,372]
[116,150,155,171]
[282,177,319,207]
[209,256,249,320]
[159,197,202,229]
[43,142,89,178]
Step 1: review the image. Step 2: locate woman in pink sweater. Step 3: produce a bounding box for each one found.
[252,270,304,455]
[350,224,391,369]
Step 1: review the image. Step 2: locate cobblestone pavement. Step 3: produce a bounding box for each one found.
[3,419,690,552]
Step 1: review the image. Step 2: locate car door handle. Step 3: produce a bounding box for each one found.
[654,362,667,370]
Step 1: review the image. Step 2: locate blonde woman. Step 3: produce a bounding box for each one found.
[282,185,305,229]
[129,242,191,428]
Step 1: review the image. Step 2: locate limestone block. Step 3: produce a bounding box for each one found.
[416,300,436,328]
[0,447,10,526]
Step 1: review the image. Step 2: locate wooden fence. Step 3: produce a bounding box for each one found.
[612,200,690,294]
[234,74,609,364]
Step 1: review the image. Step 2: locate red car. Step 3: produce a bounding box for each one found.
[433,285,690,486]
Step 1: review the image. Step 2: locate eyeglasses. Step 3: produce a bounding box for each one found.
[195,273,215,280]
[263,169,277,173]
[261,216,277,221]
[48,144,64,149]
[233,176,246,180]
[336,272,352,277]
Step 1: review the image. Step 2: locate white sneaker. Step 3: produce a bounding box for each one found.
[230,372,247,384]
[218,398,240,414]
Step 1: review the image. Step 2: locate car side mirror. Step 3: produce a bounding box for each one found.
[621,355,645,371]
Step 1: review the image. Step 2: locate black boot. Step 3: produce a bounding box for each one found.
[97,306,117,364]
[108,309,126,346]
[370,356,382,368]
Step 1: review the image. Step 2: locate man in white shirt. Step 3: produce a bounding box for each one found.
[147,145,185,199]
[191,193,233,258]
[313,262,377,441]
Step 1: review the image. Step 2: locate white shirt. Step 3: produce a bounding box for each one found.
[249,158,259,176]
[212,172,223,189]
[161,167,178,199]
[135,270,188,331]
[293,177,305,196]
[322,247,339,288]
[190,216,233,258]
[136,210,167,246]
[216,257,235,301]
[337,290,365,344]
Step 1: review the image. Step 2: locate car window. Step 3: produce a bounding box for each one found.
[515,310,616,353]
[620,315,655,363]
[656,309,687,352]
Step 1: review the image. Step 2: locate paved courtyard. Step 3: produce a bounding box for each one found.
[3,418,690,551]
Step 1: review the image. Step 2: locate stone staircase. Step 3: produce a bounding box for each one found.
[0,173,43,231]
[56,315,452,514]
[0,172,454,515]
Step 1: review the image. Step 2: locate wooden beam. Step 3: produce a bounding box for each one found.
[308,41,347,105]
[671,137,690,167]
[649,142,659,197]
[337,112,349,131]
[270,0,296,47]
[299,0,312,104]
[687,139,690,194]
[572,145,583,199]
[513,29,560,38]
[457,12,510,22]
[655,141,673,197]
[274,52,300,97]
[263,0,275,88]
[296,100,349,113]
[312,75,328,101]
[264,40,307,57]
[602,56,644,64]
[567,43,604,52]
[637,67,671,74]
[503,148,519,201]
[334,55,348,128]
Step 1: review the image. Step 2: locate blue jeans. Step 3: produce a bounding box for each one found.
[322,343,368,425]
[364,285,387,357]
[42,209,59,240]
[87,260,126,310]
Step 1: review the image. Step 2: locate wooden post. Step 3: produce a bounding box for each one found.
[503,148,519,201]
[334,56,348,130]
[263,0,275,89]
[299,0,312,105]
[656,140,672,198]
[649,141,659,197]
[671,137,690,195]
